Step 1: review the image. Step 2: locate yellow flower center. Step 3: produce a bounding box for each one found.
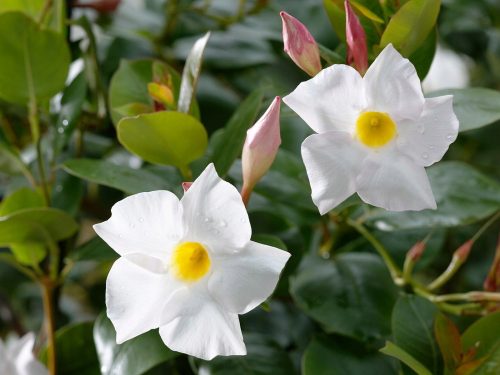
[355,111,397,148]
[172,242,211,282]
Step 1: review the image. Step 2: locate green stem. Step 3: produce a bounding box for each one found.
[28,98,51,206]
[427,254,463,291]
[41,281,56,375]
[432,291,500,303]
[471,211,500,243]
[347,219,403,285]
[38,0,53,25]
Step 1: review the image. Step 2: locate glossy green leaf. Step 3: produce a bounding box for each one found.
[0,142,28,176]
[93,313,177,375]
[434,312,462,374]
[0,187,44,216]
[427,88,500,132]
[51,172,85,216]
[69,236,117,263]
[462,312,500,360]
[0,11,70,104]
[392,295,442,375]
[304,335,399,375]
[210,89,264,176]
[177,32,210,114]
[63,158,175,194]
[0,0,44,18]
[40,322,100,375]
[380,341,432,375]
[108,59,199,126]
[367,162,500,231]
[290,253,398,342]
[380,0,441,56]
[409,27,437,80]
[198,333,294,375]
[0,218,49,265]
[117,111,208,170]
[350,0,384,23]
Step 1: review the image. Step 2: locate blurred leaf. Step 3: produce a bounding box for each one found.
[392,295,442,375]
[198,333,294,375]
[0,11,69,104]
[63,158,175,194]
[93,313,177,375]
[117,111,208,170]
[323,0,346,40]
[0,0,44,18]
[69,236,117,263]
[0,218,49,265]
[51,172,85,216]
[304,335,399,375]
[290,253,398,342]
[108,59,199,126]
[427,88,500,132]
[252,234,287,251]
[53,72,87,156]
[462,312,500,367]
[367,162,500,231]
[380,0,441,56]
[0,142,29,176]
[41,322,100,375]
[409,27,437,80]
[178,32,210,114]
[380,341,431,375]
[434,312,462,374]
[210,89,264,176]
[350,1,384,23]
[0,187,44,215]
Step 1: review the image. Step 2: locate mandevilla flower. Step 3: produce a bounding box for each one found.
[283,44,459,213]
[241,96,281,204]
[280,11,322,77]
[345,0,368,74]
[94,164,290,360]
[0,333,48,375]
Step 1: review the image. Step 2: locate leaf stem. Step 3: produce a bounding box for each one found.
[471,210,500,243]
[347,219,403,285]
[38,0,54,25]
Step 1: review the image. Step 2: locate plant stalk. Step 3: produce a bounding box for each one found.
[41,280,56,375]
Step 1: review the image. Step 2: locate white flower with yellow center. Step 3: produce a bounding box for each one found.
[93,164,290,360]
[0,333,48,375]
[283,44,459,213]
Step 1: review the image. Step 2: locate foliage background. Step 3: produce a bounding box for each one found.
[0,0,500,374]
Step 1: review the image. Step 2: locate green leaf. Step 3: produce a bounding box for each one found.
[427,88,500,132]
[69,236,117,263]
[0,142,29,176]
[380,341,432,375]
[0,0,44,18]
[209,89,264,176]
[350,0,384,23]
[380,0,441,56]
[62,158,176,194]
[93,313,177,375]
[290,253,398,342]
[9,243,46,266]
[409,27,437,80]
[198,333,294,375]
[51,172,85,216]
[0,11,70,104]
[434,312,462,374]
[108,59,199,126]
[40,322,100,375]
[0,187,44,215]
[304,335,399,375]
[367,162,500,231]
[117,111,208,170]
[177,32,210,114]
[462,312,500,360]
[392,295,442,374]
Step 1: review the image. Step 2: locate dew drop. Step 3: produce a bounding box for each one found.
[240,218,247,223]
[219,220,227,227]
[428,145,435,150]
[446,133,455,141]
[57,127,64,134]
[204,216,211,223]
[139,217,144,223]
[421,152,429,159]
[62,119,69,126]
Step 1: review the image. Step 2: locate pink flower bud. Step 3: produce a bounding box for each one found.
[241,97,281,204]
[344,1,368,74]
[74,0,121,13]
[454,239,474,262]
[181,182,193,192]
[280,11,322,77]
[407,241,426,262]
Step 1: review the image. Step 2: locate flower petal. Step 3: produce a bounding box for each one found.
[301,131,366,214]
[396,96,459,167]
[356,151,436,211]
[10,333,48,375]
[159,288,246,360]
[208,241,290,315]
[93,191,184,260]
[106,257,178,343]
[364,44,424,121]
[283,65,365,133]
[181,163,251,250]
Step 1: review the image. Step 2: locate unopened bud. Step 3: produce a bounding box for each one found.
[407,241,426,262]
[345,1,368,74]
[182,182,193,192]
[74,0,121,13]
[280,11,322,76]
[241,96,281,204]
[454,239,474,263]
[484,234,500,292]
[148,82,175,110]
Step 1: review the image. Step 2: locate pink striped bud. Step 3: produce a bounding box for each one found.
[241,97,281,204]
[345,1,368,74]
[182,182,193,192]
[280,11,322,77]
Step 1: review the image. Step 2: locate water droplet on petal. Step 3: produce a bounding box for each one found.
[139,217,144,223]
[240,218,247,223]
[421,152,429,159]
[204,216,211,223]
[219,220,227,227]
[428,145,435,150]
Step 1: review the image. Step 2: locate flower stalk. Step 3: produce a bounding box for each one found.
[41,280,56,375]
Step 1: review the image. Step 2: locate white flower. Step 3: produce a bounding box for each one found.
[93,163,290,360]
[283,44,459,213]
[0,333,48,375]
